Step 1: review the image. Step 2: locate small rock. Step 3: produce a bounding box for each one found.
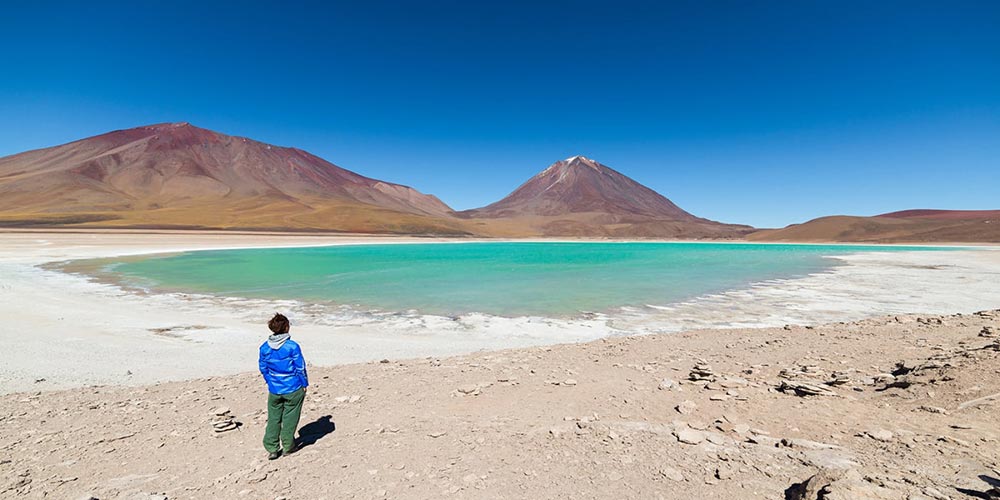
[563,379,578,386]
[674,428,705,445]
[213,422,238,433]
[801,449,859,470]
[825,373,851,386]
[675,400,697,414]
[781,438,839,450]
[786,468,899,499]
[778,380,836,397]
[747,434,782,447]
[210,407,231,416]
[428,431,447,438]
[715,466,733,480]
[658,379,677,391]
[867,429,894,442]
[246,472,268,483]
[659,467,684,481]
[938,435,971,447]
[705,433,727,445]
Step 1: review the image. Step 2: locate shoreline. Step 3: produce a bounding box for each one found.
[2,231,999,395]
[52,240,974,320]
[5,226,997,251]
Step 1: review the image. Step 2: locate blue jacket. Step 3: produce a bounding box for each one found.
[259,338,309,395]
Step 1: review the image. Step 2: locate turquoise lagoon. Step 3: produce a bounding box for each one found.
[88,242,949,318]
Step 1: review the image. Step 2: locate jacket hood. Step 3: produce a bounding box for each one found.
[267,333,290,349]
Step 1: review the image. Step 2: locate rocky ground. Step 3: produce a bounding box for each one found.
[3,311,1000,500]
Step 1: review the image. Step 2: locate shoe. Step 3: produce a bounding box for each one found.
[284,445,298,456]
[267,450,281,460]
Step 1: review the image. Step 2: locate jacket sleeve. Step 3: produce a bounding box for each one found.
[291,343,309,388]
[258,347,267,378]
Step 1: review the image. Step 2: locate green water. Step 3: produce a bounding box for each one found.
[94,242,945,317]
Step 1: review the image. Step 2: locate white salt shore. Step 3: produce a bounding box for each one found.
[1,230,998,394]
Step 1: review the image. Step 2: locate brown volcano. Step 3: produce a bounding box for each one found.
[0,123,467,234]
[459,156,752,238]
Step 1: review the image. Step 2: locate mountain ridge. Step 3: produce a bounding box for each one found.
[749,210,1000,243]
[0,126,757,238]
[0,122,466,234]
[6,124,994,242]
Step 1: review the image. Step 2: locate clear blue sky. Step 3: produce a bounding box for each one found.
[2,1,998,228]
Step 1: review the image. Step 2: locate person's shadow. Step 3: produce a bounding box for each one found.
[296,415,336,449]
[955,474,1000,498]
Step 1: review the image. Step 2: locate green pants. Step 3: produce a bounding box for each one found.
[263,387,305,453]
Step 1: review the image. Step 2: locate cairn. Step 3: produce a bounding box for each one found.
[210,407,238,433]
[688,363,716,382]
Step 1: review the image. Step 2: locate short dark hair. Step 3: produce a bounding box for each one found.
[268,313,290,334]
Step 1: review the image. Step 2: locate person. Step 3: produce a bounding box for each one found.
[259,313,308,460]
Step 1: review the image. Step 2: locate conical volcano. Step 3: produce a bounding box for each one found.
[460,156,752,238]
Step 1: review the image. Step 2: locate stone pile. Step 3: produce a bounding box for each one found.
[688,363,716,382]
[210,407,238,433]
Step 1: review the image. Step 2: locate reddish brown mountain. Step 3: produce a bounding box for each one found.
[0,123,466,234]
[749,209,1000,243]
[877,209,1000,220]
[459,156,752,238]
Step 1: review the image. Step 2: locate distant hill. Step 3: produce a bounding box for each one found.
[877,209,1000,220]
[0,123,468,234]
[749,210,1000,243]
[459,156,753,238]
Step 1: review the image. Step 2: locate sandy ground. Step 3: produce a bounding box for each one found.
[3,311,1000,499]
